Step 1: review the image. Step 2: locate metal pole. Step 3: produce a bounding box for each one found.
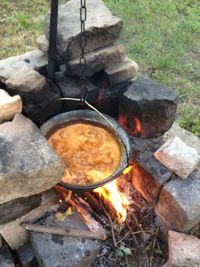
[48,0,59,82]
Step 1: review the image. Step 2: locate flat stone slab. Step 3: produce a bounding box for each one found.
[0,246,15,267]
[45,0,122,63]
[105,57,138,86]
[119,76,178,138]
[30,212,100,267]
[155,170,200,232]
[0,113,63,204]
[66,45,126,77]
[0,50,47,83]
[166,231,200,267]
[0,89,22,123]
[154,136,200,178]
[0,194,42,225]
[131,137,172,203]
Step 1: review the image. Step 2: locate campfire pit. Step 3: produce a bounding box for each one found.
[1,0,200,267]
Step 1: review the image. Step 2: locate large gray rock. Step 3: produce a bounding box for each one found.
[5,66,62,124]
[0,50,47,83]
[166,231,200,267]
[30,212,100,267]
[6,66,55,104]
[154,136,200,179]
[0,113,63,204]
[66,45,126,77]
[155,170,200,232]
[45,0,122,63]
[119,77,178,138]
[0,89,22,123]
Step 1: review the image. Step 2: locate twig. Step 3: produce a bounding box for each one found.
[116,229,150,246]
[21,223,106,241]
[100,200,117,247]
[126,221,139,248]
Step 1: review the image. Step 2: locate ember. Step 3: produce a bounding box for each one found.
[118,114,142,137]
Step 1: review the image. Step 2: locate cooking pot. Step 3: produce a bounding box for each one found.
[41,110,132,192]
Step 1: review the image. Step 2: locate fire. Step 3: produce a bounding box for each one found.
[94,167,131,222]
[96,83,106,105]
[118,114,142,137]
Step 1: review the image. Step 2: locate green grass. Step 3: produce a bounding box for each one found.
[0,0,200,136]
[104,0,200,136]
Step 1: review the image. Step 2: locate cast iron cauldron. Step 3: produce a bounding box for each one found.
[40,110,132,192]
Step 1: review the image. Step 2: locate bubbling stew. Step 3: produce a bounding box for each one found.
[48,122,121,185]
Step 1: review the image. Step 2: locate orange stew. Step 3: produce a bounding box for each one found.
[48,123,121,185]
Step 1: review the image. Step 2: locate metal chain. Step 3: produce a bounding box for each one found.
[80,0,87,103]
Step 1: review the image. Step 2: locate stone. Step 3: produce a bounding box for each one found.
[0,50,47,83]
[164,122,200,171]
[0,194,42,225]
[22,96,63,126]
[105,57,138,86]
[167,231,200,267]
[0,89,22,123]
[37,35,48,55]
[6,66,51,104]
[118,76,178,138]
[165,122,200,154]
[131,137,172,203]
[30,212,100,267]
[0,113,63,205]
[5,66,62,125]
[17,243,38,267]
[0,246,15,267]
[66,45,126,77]
[45,0,122,63]
[155,170,200,232]
[0,192,59,249]
[57,75,98,110]
[154,136,200,179]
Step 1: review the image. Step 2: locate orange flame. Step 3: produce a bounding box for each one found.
[94,167,132,222]
[96,83,106,105]
[118,115,142,137]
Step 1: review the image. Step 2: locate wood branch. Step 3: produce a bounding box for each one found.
[83,192,103,214]
[69,197,106,234]
[21,223,107,241]
[74,194,107,225]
